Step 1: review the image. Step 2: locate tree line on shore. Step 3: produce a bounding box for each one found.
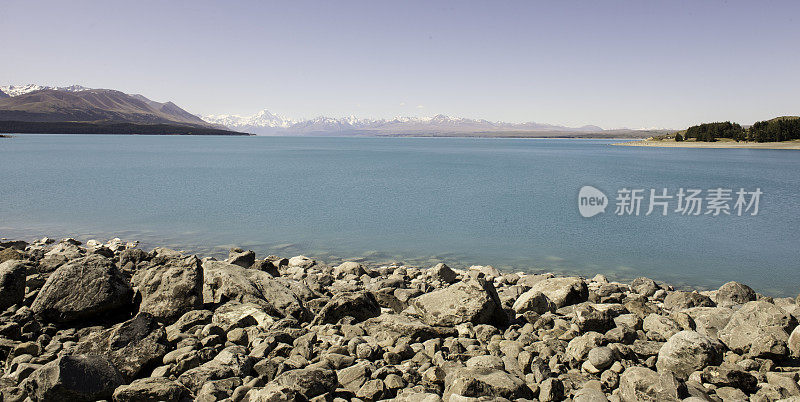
[675,116,800,142]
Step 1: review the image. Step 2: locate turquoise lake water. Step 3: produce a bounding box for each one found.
[1,135,798,295]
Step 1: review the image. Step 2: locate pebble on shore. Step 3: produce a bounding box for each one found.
[0,236,798,401]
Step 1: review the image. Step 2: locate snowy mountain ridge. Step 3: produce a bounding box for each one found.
[201,109,605,135]
[0,84,92,97]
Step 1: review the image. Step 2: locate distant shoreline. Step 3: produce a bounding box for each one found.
[614,138,800,150]
[0,121,250,136]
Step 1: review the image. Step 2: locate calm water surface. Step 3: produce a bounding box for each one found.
[2,135,798,295]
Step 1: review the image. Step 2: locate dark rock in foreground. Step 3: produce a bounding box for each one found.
[31,254,133,322]
[25,354,125,401]
[0,236,798,401]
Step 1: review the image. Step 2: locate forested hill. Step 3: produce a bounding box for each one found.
[675,116,800,142]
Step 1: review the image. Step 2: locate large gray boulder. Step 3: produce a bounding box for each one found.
[0,260,27,310]
[74,313,170,380]
[132,254,203,321]
[112,377,190,402]
[337,361,372,393]
[618,367,682,401]
[427,263,458,284]
[789,325,800,357]
[211,301,275,331]
[656,330,724,380]
[37,241,84,272]
[700,365,758,394]
[664,291,715,311]
[177,345,254,393]
[360,314,458,343]
[715,281,756,307]
[202,260,309,321]
[718,300,796,358]
[512,289,555,315]
[631,277,659,297]
[443,367,532,400]
[0,247,24,264]
[31,254,133,322]
[25,355,125,402]
[567,332,603,362]
[312,291,381,325]
[269,367,338,399]
[412,276,506,327]
[643,313,682,341]
[683,307,734,338]
[333,261,369,278]
[288,255,315,269]
[246,384,304,401]
[226,248,256,268]
[526,277,588,308]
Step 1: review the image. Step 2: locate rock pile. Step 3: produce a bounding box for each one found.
[0,237,799,401]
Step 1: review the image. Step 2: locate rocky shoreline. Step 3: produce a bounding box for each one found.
[0,237,799,401]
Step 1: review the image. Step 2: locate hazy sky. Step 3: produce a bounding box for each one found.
[1,1,798,128]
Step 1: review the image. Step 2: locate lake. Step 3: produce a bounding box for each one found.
[1,134,798,296]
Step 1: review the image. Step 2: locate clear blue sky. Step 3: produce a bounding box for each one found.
[1,0,798,128]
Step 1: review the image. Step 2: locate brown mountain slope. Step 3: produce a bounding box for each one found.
[0,89,215,127]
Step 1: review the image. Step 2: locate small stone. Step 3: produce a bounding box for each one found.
[226,248,256,268]
[601,369,619,390]
[582,360,601,374]
[423,366,446,384]
[701,365,757,394]
[288,255,315,269]
[714,387,748,401]
[356,379,386,400]
[631,277,658,297]
[574,385,609,402]
[588,346,615,370]
[385,373,405,390]
[337,362,371,393]
[334,261,369,278]
[539,377,565,402]
[428,263,458,284]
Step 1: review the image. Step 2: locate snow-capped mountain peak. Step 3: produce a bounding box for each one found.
[201,109,297,131]
[201,109,605,135]
[0,84,91,97]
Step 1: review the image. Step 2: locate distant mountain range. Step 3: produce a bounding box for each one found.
[0,84,93,97]
[201,109,606,135]
[0,84,662,137]
[0,84,244,135]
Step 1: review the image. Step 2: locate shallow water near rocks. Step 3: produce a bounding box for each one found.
[1,135,798,295]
